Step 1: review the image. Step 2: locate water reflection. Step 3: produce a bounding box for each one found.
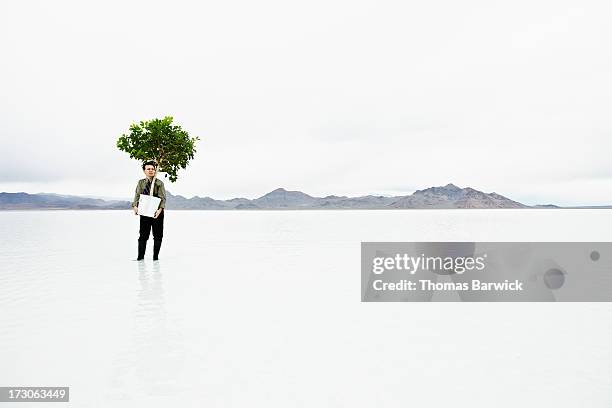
[107,261,184,401]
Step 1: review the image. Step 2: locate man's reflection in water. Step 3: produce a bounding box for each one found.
[107,262,185,401]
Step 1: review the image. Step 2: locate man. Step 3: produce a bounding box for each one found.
[132,161,166,261]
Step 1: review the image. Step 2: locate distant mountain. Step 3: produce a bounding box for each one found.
[533,204,561,209]
[1,185,607,210]
[252,188,318,208]
[389,184,526,209]
[0,192,129,210]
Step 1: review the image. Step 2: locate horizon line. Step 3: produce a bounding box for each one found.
[2,188,612,208]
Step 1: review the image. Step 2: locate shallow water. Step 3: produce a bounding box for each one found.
[1,209,611,407]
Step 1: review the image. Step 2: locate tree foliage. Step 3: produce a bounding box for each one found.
[117,116,199,182]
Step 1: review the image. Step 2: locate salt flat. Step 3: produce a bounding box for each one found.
[1,209,611,407]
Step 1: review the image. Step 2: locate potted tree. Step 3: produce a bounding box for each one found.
[117,116,200,216]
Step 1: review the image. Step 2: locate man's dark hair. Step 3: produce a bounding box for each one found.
[142,160,157,170]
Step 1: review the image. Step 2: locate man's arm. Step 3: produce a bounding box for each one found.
[131,180,141,207]
[157,180,166,209]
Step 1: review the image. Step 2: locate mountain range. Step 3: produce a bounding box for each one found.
[3,183,607,210]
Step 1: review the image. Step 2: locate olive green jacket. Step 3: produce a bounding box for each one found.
[131,178,166,209]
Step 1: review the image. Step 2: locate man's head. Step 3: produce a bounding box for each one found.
[142,160,157,178]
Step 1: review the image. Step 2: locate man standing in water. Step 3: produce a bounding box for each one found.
[132,161,166,261]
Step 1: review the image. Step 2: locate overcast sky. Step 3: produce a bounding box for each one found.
[1,0,611,205]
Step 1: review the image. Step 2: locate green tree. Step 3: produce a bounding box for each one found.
[117,116,200,182]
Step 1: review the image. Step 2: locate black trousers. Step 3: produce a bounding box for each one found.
[139,210,164,242]
[138,210,164,259]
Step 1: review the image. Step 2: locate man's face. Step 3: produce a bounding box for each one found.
[144,165,156,178]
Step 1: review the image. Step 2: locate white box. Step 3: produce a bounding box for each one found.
[137,194,161,217]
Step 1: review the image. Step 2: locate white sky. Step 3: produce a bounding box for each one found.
[1,0,611,205]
